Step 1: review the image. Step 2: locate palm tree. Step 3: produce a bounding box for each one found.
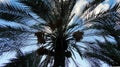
[0,0,120,67]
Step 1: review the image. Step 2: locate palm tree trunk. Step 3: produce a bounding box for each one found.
[54,45,65,67]
[53,33,65,67]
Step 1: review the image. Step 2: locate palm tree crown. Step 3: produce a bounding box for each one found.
[0,0,120,67]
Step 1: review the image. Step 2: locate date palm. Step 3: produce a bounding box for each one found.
[0,0,120,67]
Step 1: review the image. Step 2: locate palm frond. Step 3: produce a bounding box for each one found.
[0,0,30,16]
[4,52,42,67]
[84,37,120,66]
[81,0,105,20]
[0,20,36,32]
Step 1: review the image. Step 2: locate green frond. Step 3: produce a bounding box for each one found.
[20,0,52,22]
[0,20,36,33]
[83,2,120,24]
[84,37,120,66]
[4,52,42,67]
[80,0,105,21]
[71,43,83,58]
[0,13,19,21]
[0,0,31,16]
